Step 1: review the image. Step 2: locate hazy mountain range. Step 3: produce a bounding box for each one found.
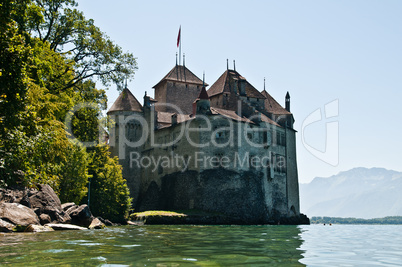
[299,167,402,219]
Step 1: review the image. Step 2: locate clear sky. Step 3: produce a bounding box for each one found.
[78,0,402,183]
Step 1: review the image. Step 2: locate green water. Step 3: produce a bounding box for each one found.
[1,225,402,266]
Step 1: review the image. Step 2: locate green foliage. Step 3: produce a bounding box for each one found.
[28,39,76,121]
[0,0,32,138]
[58,141,89,204]
[0,0,133,222]
[86,145,132,223]
[70,80,107,144]
[311,216,402,225]
[0,121,88,198]
[27,0,137,91]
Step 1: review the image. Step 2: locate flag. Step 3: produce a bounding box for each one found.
[177,26,181,48]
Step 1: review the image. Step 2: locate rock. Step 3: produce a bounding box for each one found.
[29,184,71,224]
[67,204,93,227]
[88,217,105,229]
[45,206,71,224]
[61,202,76,211]
[39,213,52,225]
[0,218,15,232]
[98,217,115,226]
[127,220,144,226]
[24,224,54,233]
[0,203,40,226]
[45,223,87,231]
[65,205,78,215]
[0,187,31,207]
[29,184,61,212]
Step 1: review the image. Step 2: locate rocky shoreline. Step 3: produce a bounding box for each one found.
[1,185,309,233]
[0,185,116,233]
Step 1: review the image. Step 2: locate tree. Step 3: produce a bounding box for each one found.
[1,0,133,221]
[27,0,137,91]
[70,80,107,144]
[0,0,32,139]
[87,145,132,222]
[0,0,33,186]
[58,140,89,204]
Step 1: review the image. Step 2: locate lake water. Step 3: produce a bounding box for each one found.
[1,224,401,266]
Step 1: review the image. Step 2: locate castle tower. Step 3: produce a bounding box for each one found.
[153,64,207,114]
[193,86,211,116]
[107,87,143,203]
[207,67,265,112]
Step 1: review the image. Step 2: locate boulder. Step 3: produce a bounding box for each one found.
[0,203,40,226]
[29,184,71,223]
[29,184,61,211]
[61,202,76,211]
[0,218,15,232]
[39,213,52,225]
[0,187,32,207]
[65,204,78,215]
[98,217,115,226]
[25,224,54,233]
[45,223,87,231]
[88,217,105,229]
[67,204,93,227]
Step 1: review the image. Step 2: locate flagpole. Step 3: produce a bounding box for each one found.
[179,26,181,65]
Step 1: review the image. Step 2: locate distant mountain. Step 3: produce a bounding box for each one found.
[299,167,402,219]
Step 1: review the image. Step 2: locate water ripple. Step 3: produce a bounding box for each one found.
[1,224,401,266]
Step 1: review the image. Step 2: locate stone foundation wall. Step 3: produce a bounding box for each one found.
[136,168,303,224]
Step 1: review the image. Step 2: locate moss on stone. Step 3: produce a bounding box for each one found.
[129,209,234,225]
[131,210,187,218]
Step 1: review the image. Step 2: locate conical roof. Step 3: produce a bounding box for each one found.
[198,86,209,100]
[107,88,143,114]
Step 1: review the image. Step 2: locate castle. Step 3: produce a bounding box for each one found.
[107,60,308,224]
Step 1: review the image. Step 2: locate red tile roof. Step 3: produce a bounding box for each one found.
[207,70,230,97]
[260,90,291,115]
[107,88,143,114]
[153,65,207,88]
[260,113,281,127]
[245,81,265,99]
[210,107,253,123]
[157,111,193,124]
[207,70,265,99]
